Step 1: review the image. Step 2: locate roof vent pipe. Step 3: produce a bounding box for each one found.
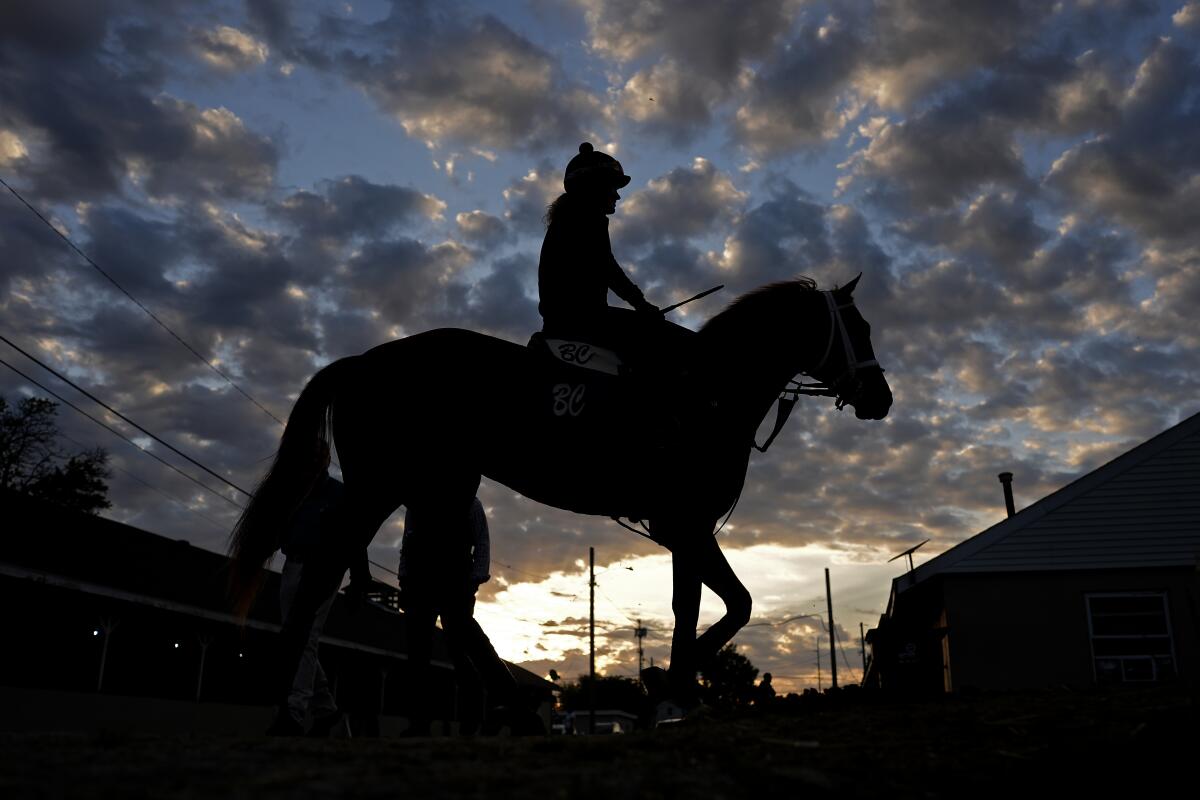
[998,472,1016,517]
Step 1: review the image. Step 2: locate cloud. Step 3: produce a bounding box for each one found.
[1046,38,1200,247]
[272,176,446,241]
[708,178,837,289]
[840,105,1031,212]
[614,157,746,249]
[0,6,279,203]
[337,237,475,331]
[0,0,113,57]
[893,190,1052,267]
[455,210,514,249]
[190,25,269,72]
[575,0,800,77]
[734,17,865,154]
[852,0,1056,110]
[1176,2,1200,28]
[457,254,540,340]
[615,59,729,143]
[0,129,28,166]
[3,0,1198,693]
[300,4,604,151]
[133,101,279,201]
[577,0,802,142]
[502,160,561,234]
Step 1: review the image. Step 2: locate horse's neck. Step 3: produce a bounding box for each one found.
[700,295,827,443]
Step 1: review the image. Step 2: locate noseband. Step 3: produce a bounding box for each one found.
[753,291,881,452]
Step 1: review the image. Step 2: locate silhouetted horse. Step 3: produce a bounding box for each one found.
[229,275,892,705]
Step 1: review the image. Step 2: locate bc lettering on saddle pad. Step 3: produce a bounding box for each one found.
[527,334,628,426]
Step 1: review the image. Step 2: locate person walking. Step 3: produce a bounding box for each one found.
[399,497,533,735]
[266,471,370,736]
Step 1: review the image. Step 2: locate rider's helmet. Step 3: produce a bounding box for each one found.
[564,142,631,194]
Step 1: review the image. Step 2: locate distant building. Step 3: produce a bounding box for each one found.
[0,489,552,732]
[864,411,1200,693]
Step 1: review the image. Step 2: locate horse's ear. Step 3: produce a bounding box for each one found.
[836,272,862,298]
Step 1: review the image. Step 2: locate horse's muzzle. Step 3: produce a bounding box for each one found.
[851,371,893,420]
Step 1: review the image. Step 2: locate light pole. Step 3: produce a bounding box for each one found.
[96,616,119,692]
[589,546,595,735]
[634,621,647,685]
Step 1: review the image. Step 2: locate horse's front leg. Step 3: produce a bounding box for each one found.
[689,530,752,664]
[668,548,701,698]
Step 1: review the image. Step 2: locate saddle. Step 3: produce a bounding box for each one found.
[526,325,703,446]
[527,332,626,426]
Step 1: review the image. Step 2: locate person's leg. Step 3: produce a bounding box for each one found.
[305,581,337,703]
[403,584,439,735]
[437,588,486,735]
[276,559,314,730]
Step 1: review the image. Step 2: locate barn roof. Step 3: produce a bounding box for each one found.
[901,409,1200,590]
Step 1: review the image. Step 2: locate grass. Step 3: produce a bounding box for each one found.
[0,685,1193,799]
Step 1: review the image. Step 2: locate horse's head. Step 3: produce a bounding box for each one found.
[806,274,892,420]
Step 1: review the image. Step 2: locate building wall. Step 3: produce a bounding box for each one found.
[942,568,1199,691]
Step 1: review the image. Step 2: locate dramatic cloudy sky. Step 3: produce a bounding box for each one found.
[3,0,1198,692]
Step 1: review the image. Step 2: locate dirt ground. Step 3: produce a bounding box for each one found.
[1,686,1192,799]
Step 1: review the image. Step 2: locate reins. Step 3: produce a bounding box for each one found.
[612,288,879,541]
[754,290,877,453]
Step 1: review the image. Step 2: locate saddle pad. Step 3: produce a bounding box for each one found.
[543,339,624,376]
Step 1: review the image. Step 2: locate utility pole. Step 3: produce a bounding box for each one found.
[195,633,213,702]
[634,620,647,685]
[825,568,838,689]
[816,635,822,691]
[96,616,119,692]
[860,621,867,674]
[589,546,595,735]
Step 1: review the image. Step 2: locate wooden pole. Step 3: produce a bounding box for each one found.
[860,621,867,675]
[589,546,595,735]
[825,568,838,689]
[816,636,821,691]
[195,634,213,702]
[96,617,118,692]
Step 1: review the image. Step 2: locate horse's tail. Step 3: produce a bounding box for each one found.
[226,356,358,619]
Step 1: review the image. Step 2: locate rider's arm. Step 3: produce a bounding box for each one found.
[600,224,655,312]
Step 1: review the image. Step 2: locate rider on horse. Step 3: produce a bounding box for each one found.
[539,142,661,357]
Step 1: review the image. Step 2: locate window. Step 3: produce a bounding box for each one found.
[1085,592,1176,685]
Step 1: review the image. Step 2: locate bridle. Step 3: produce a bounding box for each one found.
[753,290,881,452]
[611,288,883,541]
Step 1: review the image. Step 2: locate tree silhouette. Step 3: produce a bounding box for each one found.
[0,396,110,514]
[560,674,648,716]
[699,643,759,709]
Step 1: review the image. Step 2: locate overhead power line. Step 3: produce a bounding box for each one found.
[0,334,251,499]
[0,354,244,511]
[0,175,285,427]
[59,431,233,534]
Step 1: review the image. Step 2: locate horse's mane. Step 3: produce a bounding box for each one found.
[699,277,818,341]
